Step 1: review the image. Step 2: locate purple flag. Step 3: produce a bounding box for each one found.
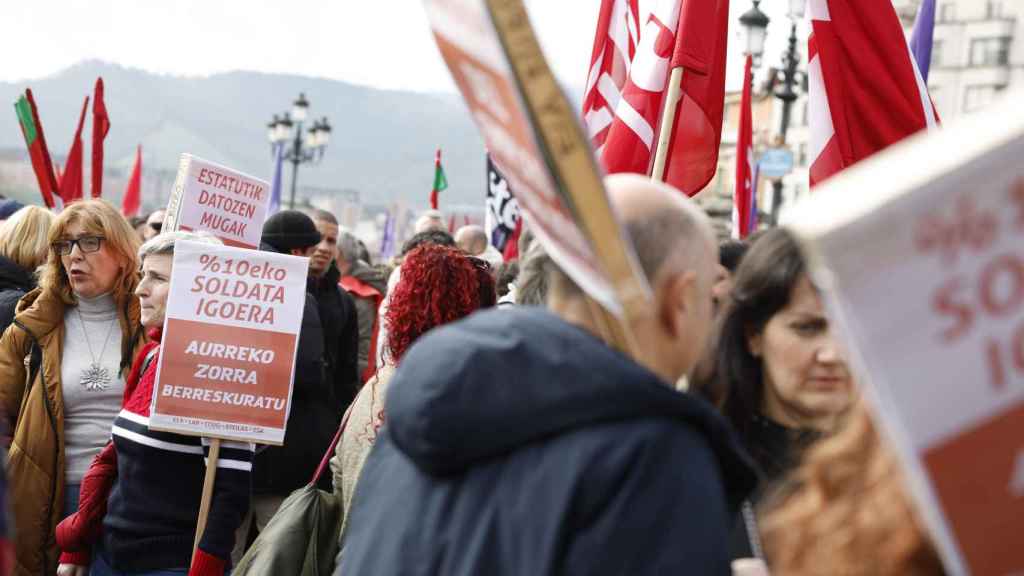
[268,142,284,215]
[380,210,396,259]
[749,161,759,236]
[910,0,936,82]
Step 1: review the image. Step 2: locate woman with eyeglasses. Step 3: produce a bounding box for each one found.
[0,199,144,575]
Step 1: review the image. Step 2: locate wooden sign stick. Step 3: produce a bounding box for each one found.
[192,438,221,556]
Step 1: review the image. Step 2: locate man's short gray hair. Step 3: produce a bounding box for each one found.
[547,202,709,299]
[337,229,362,265]
[138,230,223,262]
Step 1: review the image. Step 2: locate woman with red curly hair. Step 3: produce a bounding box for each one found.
[328,244,494,550]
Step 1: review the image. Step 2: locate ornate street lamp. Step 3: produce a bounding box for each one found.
[267,93,330,209]
[740,0,807,225]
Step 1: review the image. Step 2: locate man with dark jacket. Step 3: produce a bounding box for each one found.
[233,210,333,562]
[308,209,360,412]
[338,174,757,575]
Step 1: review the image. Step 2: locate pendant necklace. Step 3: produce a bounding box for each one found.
[77,308,116,392]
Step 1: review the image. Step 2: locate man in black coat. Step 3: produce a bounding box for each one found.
[233,210,333,561]
[338,175,757,575]
[308,209,360,415]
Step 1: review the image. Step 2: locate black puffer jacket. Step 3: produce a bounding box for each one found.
[0,254,35,337]
[310,263,359,414]
[253,243,334,494]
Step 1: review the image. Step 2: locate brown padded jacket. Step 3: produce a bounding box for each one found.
[0,288,142,576]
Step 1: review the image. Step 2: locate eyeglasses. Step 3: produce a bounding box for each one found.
[52,235,105,256]
[149,222,162,233]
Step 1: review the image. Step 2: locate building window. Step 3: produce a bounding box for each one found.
[969,37,1011,66]
[939,2,955,22]
[963,85,1005,113]
[931,40,943,69]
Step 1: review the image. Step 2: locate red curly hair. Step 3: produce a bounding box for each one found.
[384,244,483,363]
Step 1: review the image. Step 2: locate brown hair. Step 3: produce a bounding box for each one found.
[761,402,945,576]
[40,199,140,305]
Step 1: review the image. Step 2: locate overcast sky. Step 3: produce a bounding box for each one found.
[4,0,805,93]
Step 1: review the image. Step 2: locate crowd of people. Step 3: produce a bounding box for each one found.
[0,178,943,576]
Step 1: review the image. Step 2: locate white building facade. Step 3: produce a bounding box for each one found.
[925,0,1024,120]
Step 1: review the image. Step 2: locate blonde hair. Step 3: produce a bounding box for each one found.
[40,199,141,305]
[0,206,55,271]
[761,402,945,576]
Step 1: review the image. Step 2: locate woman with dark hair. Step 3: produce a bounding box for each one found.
[710,228,854,563]
[329,244,493,564]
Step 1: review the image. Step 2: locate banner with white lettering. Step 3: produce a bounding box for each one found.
[789,92,1024,576]
[485,153,520,253]
[163,154,271,249]
[149,240,308,444]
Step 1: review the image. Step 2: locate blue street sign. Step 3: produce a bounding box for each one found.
[758,148,794,178]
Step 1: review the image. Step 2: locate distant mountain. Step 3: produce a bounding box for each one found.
[0,60,486,211]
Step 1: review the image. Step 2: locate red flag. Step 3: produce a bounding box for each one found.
[502,217,523,262]
[733,55,754,240]
[661,0,731,196]
[600,0,681,176]
[582,0,640,155]
[122,145,142,217]
[91,77,111,198]
[13,90,59,208]
[59,96,90,204]
[809,0,938,187]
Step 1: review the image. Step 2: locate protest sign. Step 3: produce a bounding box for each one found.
[149,240,308,445]
[789,92,1024,576]
[421,0,650,330]
[163,154,271,248]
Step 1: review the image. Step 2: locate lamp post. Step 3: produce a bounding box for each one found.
[739,0,807,226]
[267,93,332,209]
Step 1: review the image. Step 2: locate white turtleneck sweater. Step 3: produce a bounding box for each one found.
[61,292,126,484]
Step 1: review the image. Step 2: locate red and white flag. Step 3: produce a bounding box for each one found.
[661,0,730,196]
[733,54,754,239]
[582,0,640,156]
[600,0,681,176]
[809,0,939,188]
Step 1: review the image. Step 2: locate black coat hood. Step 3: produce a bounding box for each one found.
[0,255,34,293]
[386,307,755,502]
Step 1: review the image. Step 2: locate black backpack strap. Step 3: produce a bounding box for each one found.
[12,319,42,394]
[140,346,158,377]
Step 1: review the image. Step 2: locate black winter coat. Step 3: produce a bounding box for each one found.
[310,263,360,413]
[0,255,35,337]
[339,308,757,576]
[253,244,334,494]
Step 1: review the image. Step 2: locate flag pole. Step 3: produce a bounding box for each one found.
[650,67,684,182]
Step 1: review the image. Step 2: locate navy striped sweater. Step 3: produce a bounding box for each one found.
[99,340,253,572]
